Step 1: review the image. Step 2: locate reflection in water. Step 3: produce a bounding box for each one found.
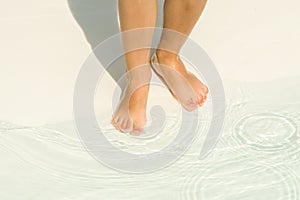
[1,78,300,199]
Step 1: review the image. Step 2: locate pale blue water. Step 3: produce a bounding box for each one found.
[0,77,299,199]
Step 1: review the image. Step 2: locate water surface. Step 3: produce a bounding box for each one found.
[1,77,300,199]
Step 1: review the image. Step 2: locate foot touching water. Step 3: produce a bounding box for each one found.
[150,50,208,110]
[111,65,151,135]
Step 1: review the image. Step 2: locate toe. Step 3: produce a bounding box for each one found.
[131,119,146,135]
[111,117,119,129]
[112,121,121,131]
[202,85,209,94]
[197,93,204,105]
[116,118,124,132]
[199,98,205,106]
[124,119,133,132]
[120,120,128,132]
[128,120,134,131]
[112,116,118,124]
[131,129,142,136]
[198,92,208,106]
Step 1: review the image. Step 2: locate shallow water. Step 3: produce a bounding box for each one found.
[1,77,300,200]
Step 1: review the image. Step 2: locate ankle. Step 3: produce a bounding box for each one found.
[127,66,152,83]
[156,49,178,61]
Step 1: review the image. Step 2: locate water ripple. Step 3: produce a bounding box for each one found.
[233,113,298,152]
[181,154,300,200]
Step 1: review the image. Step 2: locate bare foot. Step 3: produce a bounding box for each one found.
[111,65,151,135]
[150,50,208,110]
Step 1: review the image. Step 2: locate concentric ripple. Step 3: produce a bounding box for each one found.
[233,113,298,152]
[181,155,300,200]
